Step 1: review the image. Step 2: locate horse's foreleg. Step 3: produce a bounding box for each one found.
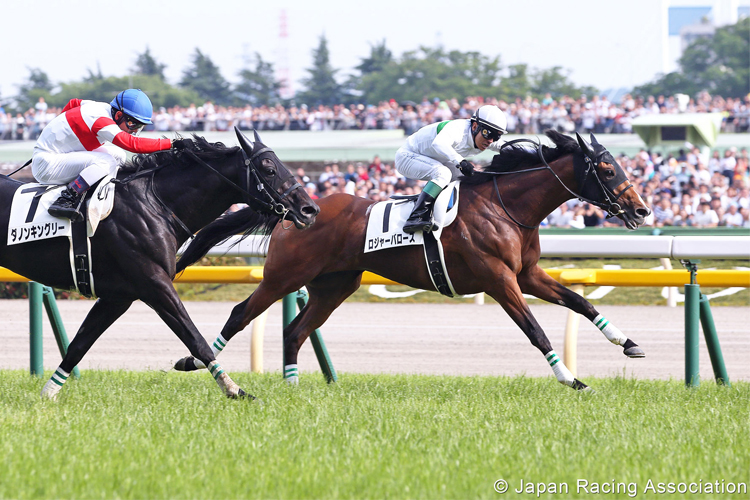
[517,266,644,357]
[283,271,363,384]
[142,275,251,399]
[485,274,590,391]
[42,299,133,400]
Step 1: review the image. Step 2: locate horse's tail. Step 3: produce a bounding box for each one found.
[176,207,276,273]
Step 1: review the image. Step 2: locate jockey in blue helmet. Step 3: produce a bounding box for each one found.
[32,89,173,221]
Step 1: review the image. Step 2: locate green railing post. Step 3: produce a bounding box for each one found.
[699,293,730,386]
[29,282,43,377]
[295,290,337,384]
[281,293,297,370]
[42,286,80,379]
[681,260,700,387]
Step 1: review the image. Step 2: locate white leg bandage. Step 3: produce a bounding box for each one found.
[593,314,627,345]
[41,367,70,400]
[545,351,575,386]
[284,364,299,385]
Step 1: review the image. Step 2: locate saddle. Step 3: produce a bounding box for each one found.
[363,180,461,297]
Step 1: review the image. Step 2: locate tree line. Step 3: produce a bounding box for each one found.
[5,17,748,115]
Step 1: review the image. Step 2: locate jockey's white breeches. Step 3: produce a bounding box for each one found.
[32,144,125,186]
[395,147,459,190]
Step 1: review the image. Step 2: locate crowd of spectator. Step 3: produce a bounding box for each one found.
[2,91,749,140]
[3,93,749,228]
[291,144,750,229]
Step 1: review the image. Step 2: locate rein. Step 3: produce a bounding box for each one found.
[486,138,632,229]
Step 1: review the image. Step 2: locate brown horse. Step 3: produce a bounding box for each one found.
[174,131,651,391]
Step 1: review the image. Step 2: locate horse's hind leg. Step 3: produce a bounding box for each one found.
[283,271,363,383]
[174,279,299,371]
[41,298,133,400]
[517,265,644,357]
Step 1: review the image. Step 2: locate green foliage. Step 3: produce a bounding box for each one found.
[235,52,282,106]
[179,48,233,105]
[354,46,596,104]
[1,370,747,499]
[132,46,167,80]
[13,68,55,112]
[634,17,750,98]
[48,74,202,109]
[531,66,598,100]
[358,46,503,103]
[297,34,344,106]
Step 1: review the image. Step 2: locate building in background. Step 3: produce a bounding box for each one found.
[663,0,750,75]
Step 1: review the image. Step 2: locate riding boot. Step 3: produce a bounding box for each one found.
[403,190,438,234]
[48,177,89,222]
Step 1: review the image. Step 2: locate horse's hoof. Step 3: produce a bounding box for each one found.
[174,356,198,371]
[572,378,594,392]
[231,388,258,401]
[624,346,645,358]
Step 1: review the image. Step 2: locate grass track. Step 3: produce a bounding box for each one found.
[1,370,748,499]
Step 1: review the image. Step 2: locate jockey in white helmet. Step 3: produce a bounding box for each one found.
[32,89,174,221]
[395,104,508,233]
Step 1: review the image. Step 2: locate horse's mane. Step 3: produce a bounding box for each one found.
[461,130,580,185]
[118,134,239,174]
[176,207,276,273]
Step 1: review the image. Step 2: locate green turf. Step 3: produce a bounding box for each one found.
[1,370,747,499]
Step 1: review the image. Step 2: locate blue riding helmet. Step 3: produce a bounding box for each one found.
[110,89,154,125]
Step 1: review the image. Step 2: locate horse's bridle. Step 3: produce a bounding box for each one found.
[114,144,304,237]
[489,138,633,229]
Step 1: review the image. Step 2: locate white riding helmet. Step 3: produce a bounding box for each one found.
[471,105,508,135]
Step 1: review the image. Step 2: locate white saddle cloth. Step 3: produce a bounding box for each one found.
[7,175,117,246]
[364,180,460,254]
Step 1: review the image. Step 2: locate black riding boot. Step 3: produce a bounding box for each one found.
[48,186,85,222]
[403,190,437,234]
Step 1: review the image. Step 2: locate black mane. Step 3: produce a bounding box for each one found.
[119,135,239,174]
[462,130,580,185]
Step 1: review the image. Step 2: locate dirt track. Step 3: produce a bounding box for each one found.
[1,300,748,382]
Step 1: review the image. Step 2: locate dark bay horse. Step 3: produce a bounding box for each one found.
[175,131,650,391]
[0,128,319,400]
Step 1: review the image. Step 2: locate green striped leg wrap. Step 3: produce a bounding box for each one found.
[593,314,626,345]
[284,364,299,383]
[50,367,70,387]
[545,350,574,386]
[207,360,225,381]
[211,335,228,357]
[41,367,70,400]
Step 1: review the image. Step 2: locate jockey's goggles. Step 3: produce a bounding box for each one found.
[479,126,501,142]
[123,115,145,133]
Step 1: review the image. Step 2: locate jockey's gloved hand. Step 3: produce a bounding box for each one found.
[458,160,474,177]
[171,138,188,151]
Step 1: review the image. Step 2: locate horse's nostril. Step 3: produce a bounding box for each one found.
[636,207,651,217]
[302,206,318,216]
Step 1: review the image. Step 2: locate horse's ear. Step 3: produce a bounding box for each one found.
[576,132,596,160]
[235,126,255,153]
[589,133,601,147]
[253,129,262,145]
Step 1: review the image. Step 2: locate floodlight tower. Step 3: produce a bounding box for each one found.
[277,9,293,100]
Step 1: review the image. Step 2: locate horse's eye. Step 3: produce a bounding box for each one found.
[604,169,615,179]
[262,160,276,175]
